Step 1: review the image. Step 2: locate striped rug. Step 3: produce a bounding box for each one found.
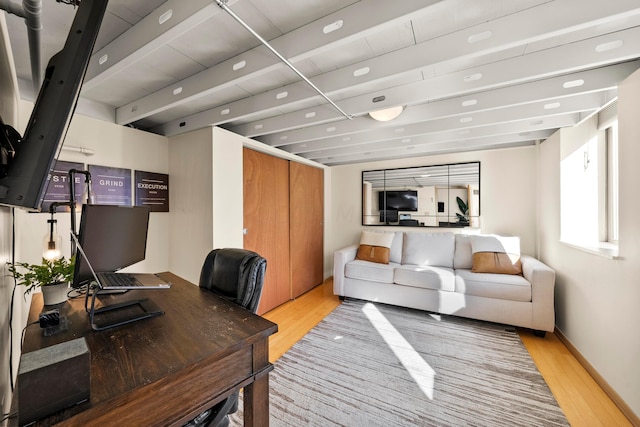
[231,299,568,426]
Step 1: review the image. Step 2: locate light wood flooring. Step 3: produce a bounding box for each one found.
[262,279,633,427]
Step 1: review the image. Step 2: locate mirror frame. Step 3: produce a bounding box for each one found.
[361,161,480,228]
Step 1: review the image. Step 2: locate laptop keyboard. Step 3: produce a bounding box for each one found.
[97,272,142,288]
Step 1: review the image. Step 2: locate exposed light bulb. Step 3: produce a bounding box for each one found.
[43,218,63,260]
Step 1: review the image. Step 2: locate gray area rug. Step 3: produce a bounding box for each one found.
[231,299,568,426]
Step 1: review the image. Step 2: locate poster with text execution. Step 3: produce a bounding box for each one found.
[135,171,169,212]
[41,160,85,212]
[88,165,132,206]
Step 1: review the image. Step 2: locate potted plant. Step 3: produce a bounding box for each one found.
[456,196,470,225]
[8,256,75,306]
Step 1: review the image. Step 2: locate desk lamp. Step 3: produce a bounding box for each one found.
[42,169,93,260]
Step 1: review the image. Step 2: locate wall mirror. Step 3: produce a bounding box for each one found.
[362,161,480,228]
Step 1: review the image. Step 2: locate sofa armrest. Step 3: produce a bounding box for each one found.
[333,244,359,296]
[521,255,556,332]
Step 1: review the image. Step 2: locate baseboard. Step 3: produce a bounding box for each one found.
[555,327,640,427]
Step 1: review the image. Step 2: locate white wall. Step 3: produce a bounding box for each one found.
[168,127,213,284]
[538,68,640,418]
[328,146,538,257]
[168,127,245,285]
[211,128,244,250]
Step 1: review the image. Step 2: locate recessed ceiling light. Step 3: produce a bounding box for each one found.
[595,40,623,53]
[467,30,492,44]
[159,9,173,25]
[563,79,585,89]
[323,20,343,34]
[354,67,371,77]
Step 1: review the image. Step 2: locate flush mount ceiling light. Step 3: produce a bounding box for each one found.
[368,105,404,122]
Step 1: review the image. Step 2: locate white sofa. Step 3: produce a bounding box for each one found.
[333,231,556,335]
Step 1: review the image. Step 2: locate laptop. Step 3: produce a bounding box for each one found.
[71,231,172,291]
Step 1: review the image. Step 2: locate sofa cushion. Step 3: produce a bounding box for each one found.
[394,265,455,291]
[402,232,455,268]
[345,260,397,284]
[389,232,404,264]
[471,235,522,275]
[356,230,395,264]
[455,269,531,302]
[453,234,474,269]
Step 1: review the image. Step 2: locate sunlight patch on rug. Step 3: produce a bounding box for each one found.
[362,302,435,400]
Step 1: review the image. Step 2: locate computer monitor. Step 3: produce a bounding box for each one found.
[72,204,151,288]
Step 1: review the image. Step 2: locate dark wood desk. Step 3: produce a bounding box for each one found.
[17,272,278,426]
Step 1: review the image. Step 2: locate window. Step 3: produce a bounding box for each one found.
[560,101,618,257]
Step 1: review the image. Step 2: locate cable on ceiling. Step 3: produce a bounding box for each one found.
[214,0,353,121]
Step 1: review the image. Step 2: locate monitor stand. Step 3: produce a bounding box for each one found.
[84,290,164,331]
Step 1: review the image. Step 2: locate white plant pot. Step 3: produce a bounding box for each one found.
[41,282,69,306]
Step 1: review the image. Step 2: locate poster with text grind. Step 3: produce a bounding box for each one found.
[88,165,132,206]
[135,171,169,212]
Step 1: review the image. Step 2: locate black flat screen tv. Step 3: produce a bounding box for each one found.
[378,190,418,212]
[0,0,108,211]
[72,204,151,288]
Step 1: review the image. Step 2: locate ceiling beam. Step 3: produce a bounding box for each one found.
[114,0,445,124]
[235,25,640,141]
[275,62,637,153]
[83,0,237,90]
[152,0,640,137]
[300,105,594,160]
[318,130,556,166]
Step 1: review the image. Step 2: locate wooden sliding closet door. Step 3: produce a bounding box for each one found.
[243,148,290,315]
[289,161,324,298]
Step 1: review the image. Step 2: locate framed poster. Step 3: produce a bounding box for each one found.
[41,160,85,212]
[88,165,132,206]
[135,171,169,212]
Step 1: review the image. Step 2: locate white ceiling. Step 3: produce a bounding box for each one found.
[3,0,640,166]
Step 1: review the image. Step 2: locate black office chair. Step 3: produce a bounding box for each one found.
[184,248,267,427]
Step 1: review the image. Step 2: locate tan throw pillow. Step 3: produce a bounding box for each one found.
[356,244,391,264]
[470,235,522,275]
[355,231,394,264]
[472,252,522,275]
